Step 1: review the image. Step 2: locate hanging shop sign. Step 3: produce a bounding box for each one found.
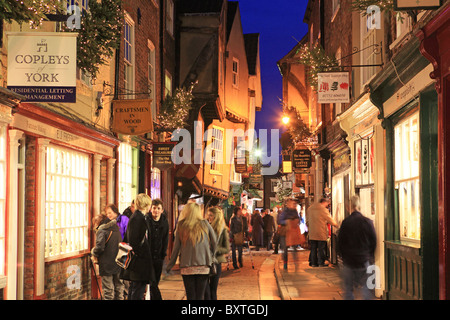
[282,154,293,174]
[317,72,350,104]
[153,142,175,170]
[354,135,374,186]
[292,149,311,172]
[112,99,153,135]
[394,0,442,10]
[7,32,77,103]
[234,157,248,173]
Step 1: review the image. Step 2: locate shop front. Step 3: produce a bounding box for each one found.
[416,3,450,299]
[338,93,385,298]
[8,102,120,300]
[369,36,439,300]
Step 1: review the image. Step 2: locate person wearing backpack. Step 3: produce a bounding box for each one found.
[120,193,156,300]
[91,212,123,300]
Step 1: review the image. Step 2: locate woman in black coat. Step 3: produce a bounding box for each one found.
[251,210,264,250]
[120,193,156,300]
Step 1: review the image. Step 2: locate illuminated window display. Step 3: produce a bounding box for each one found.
[151,167,161,200]
[118,142,133,213]
[0,126,6,273]
[395,112,420,241]
[45,145,89,258]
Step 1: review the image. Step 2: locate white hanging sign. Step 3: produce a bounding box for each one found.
[317,72,350,104]
[7,32,77,103]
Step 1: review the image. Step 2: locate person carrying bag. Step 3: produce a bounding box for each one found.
[119,193,156,300]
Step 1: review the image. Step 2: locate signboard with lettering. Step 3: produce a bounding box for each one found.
[7,32,77,103]
[292,149,312,172]
[112,99,153,135]
[234,157,247,173]
[153,143,175,170]
[394,0,442,10]
[317,72,350,104]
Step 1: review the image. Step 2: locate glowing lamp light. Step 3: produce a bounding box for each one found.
[282,116,290,125]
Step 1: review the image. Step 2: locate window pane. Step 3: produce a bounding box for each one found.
[394,111,420,241]
[45,146,89,258]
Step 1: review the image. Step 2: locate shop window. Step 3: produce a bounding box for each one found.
[45,145,89,259]
[0,126,6,274]
[395,111,420,241]
[118,142,134,213]
[150,167,161,200]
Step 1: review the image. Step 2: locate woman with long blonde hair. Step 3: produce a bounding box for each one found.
[205,206,230,300]
[166,202,217,300]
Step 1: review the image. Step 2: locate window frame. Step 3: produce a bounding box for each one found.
[44,145,90,261]
[232,58,239,88]
[124,13,135,98]
[394,110,421,242]
[208,126,224,174]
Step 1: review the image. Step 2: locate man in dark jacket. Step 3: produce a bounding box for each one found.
[146,198,169,300]
[262,209,276,250]
[337,195,377,300]
[91,216,123,300]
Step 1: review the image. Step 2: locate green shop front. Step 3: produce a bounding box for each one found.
[369,37,439,300]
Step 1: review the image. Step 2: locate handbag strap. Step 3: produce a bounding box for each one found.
[105,231,113,244]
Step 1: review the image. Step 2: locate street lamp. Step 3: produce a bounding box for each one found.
[282,116,290,125]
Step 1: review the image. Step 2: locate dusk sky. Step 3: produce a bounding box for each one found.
[238,0,309,155]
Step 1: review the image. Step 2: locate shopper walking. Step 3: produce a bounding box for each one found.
[278,198,301,269]
[337,195,377,300]
[205,206,230,300]
[145,198,169,300]
[120,193,156,300]
[91,213,123,300]
[251,210,264,251]
[306,198,337,267]
[263,209,276,250]
[166,202,217,300]
[230,206,246,269]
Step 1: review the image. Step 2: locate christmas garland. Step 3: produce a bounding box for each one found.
[157,83,195,131]
[62,0,123,80]
[351,0,394,14]
[0,0,63,27]
[282,105,311,149]
[1,0,123,80]
[296,43,341,90]
[275,179,292,203]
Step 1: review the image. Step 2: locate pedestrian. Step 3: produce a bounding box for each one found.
[105,203,129,240]
[120,193,156,300]
[91,212,123,300]
[306,198,337,267]
[145,198,169,300]
[272,207,280,254]
[230,206,245,269]
[166,202,217,300]
[205,206,230,300]
[251,209,264,251]
[122,199,136,218]
[337,195,377,300]
[262,209,276,251]
[104,203,129,297]
[278,198,301,269]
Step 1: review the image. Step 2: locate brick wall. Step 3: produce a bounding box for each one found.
[24,137,36,300]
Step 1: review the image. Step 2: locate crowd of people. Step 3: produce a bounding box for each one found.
[90,192,376,300]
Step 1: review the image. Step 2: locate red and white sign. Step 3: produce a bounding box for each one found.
[317,72,350,104]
